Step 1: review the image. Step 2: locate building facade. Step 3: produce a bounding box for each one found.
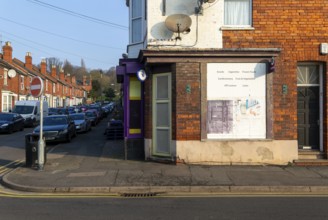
[117,0,328,165]
[0,42,90,111]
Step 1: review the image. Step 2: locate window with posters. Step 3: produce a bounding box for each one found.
[206,63,266,139]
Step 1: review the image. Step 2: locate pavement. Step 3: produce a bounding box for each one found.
[2,133,328,195]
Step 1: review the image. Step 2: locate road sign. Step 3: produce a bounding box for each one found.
[30,76,44,98]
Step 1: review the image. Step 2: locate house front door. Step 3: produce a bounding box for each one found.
[297,63,321,150]
[297,87,320,149]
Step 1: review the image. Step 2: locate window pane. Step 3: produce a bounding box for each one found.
[156,129,170,153]
[224,0,250,25]
[157,103,169,126]
[132,0,142,18]
[157,76,168,99]
[132,18,142,43]
[297,65,319,85]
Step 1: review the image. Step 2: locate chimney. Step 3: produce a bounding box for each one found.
[51,65,57,78]
[25,52,32,70]
[66,73,71,83]
[41,59,47,74]
[72,76,76,84]
[59,68,65,81]
[3,41,13,63]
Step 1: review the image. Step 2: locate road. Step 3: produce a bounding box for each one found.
[0,117,107,177]
[1,195,328,220]
[0,127,35,176]
[1,120,328,219]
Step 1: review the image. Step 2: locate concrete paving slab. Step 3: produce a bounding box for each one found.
[284,167,323,178]
[308,167,328,178]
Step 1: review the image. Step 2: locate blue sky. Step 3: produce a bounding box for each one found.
[0,0,128,70]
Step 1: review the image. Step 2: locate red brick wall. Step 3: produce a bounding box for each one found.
[144,73,152,139]
[223,0,328,141]
[174,63,201,140]
[144,63,201,141]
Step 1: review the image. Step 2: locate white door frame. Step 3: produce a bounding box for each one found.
[152,73,172,156]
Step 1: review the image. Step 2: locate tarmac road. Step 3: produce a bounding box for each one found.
[1,195,328,220]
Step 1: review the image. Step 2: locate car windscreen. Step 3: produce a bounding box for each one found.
[43,117,67,126]
[13,105,34,114]
[0,114,14,121]
[70,114,84,120]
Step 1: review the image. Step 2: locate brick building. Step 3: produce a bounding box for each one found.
[117,0,328,165]
[0,42,91,111]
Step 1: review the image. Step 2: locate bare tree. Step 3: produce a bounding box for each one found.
[46,57,63,73]
[63,59,74,75]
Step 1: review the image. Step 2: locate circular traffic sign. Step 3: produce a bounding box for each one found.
[30,76,44,98]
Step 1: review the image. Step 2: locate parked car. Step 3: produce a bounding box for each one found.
[33,115,76,142]
[67,107,76,114]
[13,100,48,127]
[56,108,69,115]
[88,105,106,119]
[84,110,99,126]
[70,113,91,133]
[0,113,25,133]
[48,108,59,115]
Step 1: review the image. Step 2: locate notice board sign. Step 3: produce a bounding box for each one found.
[207,63,266,139]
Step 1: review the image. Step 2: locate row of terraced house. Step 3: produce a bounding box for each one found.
[0,42,92,112]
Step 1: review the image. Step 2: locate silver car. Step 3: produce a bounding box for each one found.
[70,113,92,133]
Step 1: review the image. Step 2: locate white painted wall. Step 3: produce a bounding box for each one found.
[145,139,298,165]
[147,0,223,48]
[127,0,224,58]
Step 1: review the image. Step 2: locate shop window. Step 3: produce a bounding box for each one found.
[129,76,142,135]
[224,0,252,26]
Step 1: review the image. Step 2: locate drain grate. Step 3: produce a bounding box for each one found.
[120,192,159,198]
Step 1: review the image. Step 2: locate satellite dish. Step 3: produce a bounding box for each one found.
[165,14,192,40]
[8,69,17,78]
[165,14,192,33]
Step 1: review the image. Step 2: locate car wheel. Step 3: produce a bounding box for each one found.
[32,119,37,127]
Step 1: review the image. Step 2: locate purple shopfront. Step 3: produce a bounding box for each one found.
[116,59,144,141]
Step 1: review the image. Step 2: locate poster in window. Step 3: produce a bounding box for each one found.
[207,63,266,139]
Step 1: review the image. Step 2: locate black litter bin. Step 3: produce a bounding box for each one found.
[25,133,46,168]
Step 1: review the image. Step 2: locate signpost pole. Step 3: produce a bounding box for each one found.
[31,76,45,171]
[38,95,45,171]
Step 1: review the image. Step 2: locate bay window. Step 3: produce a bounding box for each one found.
[131,0,142,43]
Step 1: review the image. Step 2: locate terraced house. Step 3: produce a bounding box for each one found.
[117,0,328,165]
[0,42,91,111]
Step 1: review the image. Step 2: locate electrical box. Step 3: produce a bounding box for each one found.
[320,43,328,55]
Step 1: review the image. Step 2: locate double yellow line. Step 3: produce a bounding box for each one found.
[0,159,24,176]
